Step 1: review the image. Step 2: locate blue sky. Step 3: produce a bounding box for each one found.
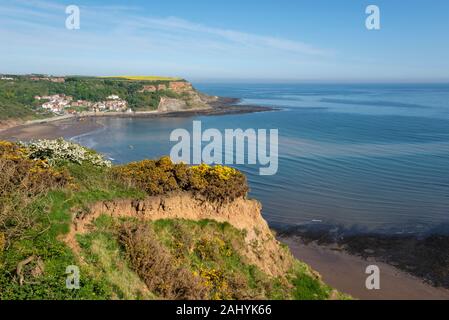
[1,0,448,82]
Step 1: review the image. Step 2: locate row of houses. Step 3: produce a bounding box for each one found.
[91,95,128,112]
[35,94,129,114]
[35,94,73,114]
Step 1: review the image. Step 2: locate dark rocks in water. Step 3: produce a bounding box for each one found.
[277,224,449,289]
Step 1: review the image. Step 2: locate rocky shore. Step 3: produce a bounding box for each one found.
[281,236,449,300]
[277,224,449,299]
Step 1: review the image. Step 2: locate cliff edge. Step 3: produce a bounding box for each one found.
[68,193,292,277]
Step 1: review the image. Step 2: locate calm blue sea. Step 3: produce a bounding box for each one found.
[73,83,449,234]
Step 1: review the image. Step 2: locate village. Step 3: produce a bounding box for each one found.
[34,94,130,115]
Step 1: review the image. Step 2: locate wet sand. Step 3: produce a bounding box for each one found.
[0,117,104,141]
[281,236,449,300]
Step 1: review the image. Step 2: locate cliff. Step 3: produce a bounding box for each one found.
[0,139,346,300]
[157,81,218,112]
[68,193,292,277]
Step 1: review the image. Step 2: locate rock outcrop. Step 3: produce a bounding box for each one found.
[168,81,193,93]
[157,97,189,112]
[144,80,218,112]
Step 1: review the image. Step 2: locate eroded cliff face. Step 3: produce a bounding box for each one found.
[68,192,294,277]
[140,81,193,94]
[156,81,218,112]
[157,97,189,112]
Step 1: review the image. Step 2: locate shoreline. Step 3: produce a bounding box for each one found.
[0,97,276,141]
[277,223,449,291]
[280,236,449,300]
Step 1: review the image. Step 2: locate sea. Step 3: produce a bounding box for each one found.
[72,83,449,236]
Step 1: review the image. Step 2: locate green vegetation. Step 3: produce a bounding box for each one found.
[0,76,188,121]
[0,80,50,120]
[0,139,345,300]
[114,159,249,203]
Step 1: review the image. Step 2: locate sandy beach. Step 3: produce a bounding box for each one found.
[0,117,104,141]
[281,236,449,300]
[0,98,274,141]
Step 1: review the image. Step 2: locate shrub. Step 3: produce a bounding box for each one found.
[196,266,230,300]
[194,236,232,261]
[0,140,27,158]
[190,164,248,202]
[119,222,208,300]
[114,158,249,202]
[113,157,181,195]
[0,142,71,198]
[22,138,111,167]
[0,140,72,244]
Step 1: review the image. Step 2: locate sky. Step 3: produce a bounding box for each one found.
[0,0,448,82]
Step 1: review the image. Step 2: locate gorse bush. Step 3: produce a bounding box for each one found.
[113,158,249,202]
[119,222,208,300]
[0,141,72,245]
[0,141,71,197]
[22,138,111,167]
[190,164,249,202]
[113,157,186,195]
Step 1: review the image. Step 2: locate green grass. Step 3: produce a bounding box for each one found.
[0,191,112,300]
[290,263,332,300]
[0,161,146,300]
[76,216,155,300]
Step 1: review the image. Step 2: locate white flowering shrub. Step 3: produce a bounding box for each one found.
[22,138,112,167]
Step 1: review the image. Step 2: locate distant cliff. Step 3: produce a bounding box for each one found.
[156,81,218,112]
